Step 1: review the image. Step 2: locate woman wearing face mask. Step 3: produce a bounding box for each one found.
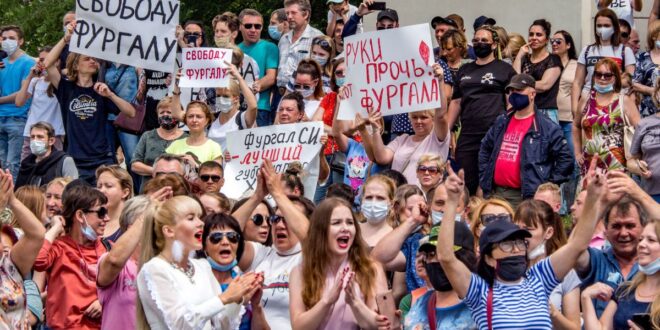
[309,36,336,93]
[573,58,640,175]
[437,161,606,330]
[131,97,187,188]
[415,155,445,197]
[232,160,315,330]
[95,165,133,243]
[513,19,562,124]
[358,175,396,248]
[513,200,581,330]
[208,63,257,151]
[231,198,273,246]
[404,224,478,330]
[582,220,660,330]
[469,198,514,256]
[571,9,636,119]
[632,22,660,118]
[137,196,259,330]
[289,197,391,330]
[285,59,326,121]
[447,25,517,195]
[201,213,269,330]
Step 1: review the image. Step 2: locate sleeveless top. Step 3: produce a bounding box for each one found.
[580,91,626,175]
[318,259,364,330]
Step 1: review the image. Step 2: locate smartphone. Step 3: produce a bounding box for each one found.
[376,291,400,329]
[367,2,387,11]
[186,34,198,46]
[631,313,652,330]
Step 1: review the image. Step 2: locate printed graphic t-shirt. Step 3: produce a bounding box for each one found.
[493,114,535,189]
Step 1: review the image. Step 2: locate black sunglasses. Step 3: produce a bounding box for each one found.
[314,39,332,48]
[209,231,240,244]
[184,32,202,38]
[621,31,629,38]
[480,213,512,226]
[251,214,269,226]
[594,71,615,80]
[84,207,108,219]
[550,38,563,45]
[243,23,263,30]
[200,175,222,183]
[293,84,314,91]
[268,215,285,225]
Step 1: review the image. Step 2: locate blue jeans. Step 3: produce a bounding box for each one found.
[559,120,578,215]
[0,117,26,181]
[118,130,141,193]
[256,109,276,127]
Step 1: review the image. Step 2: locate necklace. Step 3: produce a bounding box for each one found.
[162,256,195,284]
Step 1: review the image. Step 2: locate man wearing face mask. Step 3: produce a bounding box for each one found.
[16,122,78,189]
[0,25,36,182]
[479,74,573,209]
[403,224,477,329]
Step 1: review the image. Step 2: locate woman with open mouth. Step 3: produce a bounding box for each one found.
[137,196,260,329]
[232,197,274,246]
[289,197,391,329]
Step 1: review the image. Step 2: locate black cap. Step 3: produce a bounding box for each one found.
[478,219,531,253]
[418,222,474,253]
[431,16,459,29]
[505,73,536,92]
[377,8,399,22]
[473,15,496,30]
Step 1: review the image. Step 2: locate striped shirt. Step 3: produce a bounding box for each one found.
[464,258,560,330]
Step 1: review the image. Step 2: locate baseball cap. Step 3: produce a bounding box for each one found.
[473,15,496,30]
[418,222,474,253]
[431,16,459,29]
[377,8,399,22]
[505,73,536,92]
[478,219,531,253]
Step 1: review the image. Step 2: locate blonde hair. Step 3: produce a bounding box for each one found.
[14,186,46,227]
[136,195,203,329]
[416,154,444,169]
[156,96,174,113]
[408,109,434,120]
[507,33,526,60]
[470,197,514,249]
[536,182,561,202]
[47,177,72,191]
[361,175,397,227]
[96,165,134,200]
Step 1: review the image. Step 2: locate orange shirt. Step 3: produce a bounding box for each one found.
[34,236,105,330]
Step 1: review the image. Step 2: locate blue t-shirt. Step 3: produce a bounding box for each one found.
[464,258,560,330]
[344,138,384,205]
[239,40,279,111]
[404,290,476,330]
[401,232,426,292]
[612,284,650,330]
[104,64,138,120]
[0,53,35,117]
[579,247,639,318]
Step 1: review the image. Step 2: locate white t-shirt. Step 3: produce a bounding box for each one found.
[208,111,248,152]
[386,130,450,184]
[577,44,636,93]
[327,4,362,34]
[596,0,635,28]
[304,99,321,119]
[548,269,581,312]
[248,242,303,330]
[24,78,65,136]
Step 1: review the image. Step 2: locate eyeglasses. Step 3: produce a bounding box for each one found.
[208,231,240,244]
[184,32,202,38]
[550,38,563,45]
[243,23,263,30]
[594,71,615,80]
[251,214,269,226]
[496,239,528,253]
[416,166,440,175]
[200,174,222,183]
[480,213,512,226]
[268,215,285,225]
[621,31,629,39]
[84,207,108,219]
[294,84,314,91]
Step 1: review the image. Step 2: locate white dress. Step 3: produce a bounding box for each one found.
[137,257,241,330]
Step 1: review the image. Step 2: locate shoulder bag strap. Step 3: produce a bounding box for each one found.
[427,292,437,330]
[487,286,494,330]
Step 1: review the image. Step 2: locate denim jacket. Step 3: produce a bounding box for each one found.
[478,110,574,199]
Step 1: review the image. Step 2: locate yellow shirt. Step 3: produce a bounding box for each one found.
[165,138,223,163]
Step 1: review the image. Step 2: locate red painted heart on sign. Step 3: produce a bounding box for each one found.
[419,41,430,65]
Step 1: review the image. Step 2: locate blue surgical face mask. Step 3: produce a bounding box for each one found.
[81,214,98,241]
[656,40,660,49]
[594,83,614,94]
[639,257,660,275]
[206,256,238,272]
[431,210,462,226]
[336,77,346,87]
[312,55,328,67]
[268,25,282,40]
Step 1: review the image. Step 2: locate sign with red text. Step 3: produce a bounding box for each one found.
[72,0,179,72]
[179,48,233,88]
[337,24,440,120]
[221,122,324,201]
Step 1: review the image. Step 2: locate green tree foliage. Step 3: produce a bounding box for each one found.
[0,0,333,55]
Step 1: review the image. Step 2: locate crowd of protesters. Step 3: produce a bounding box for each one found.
[0,0,659,329]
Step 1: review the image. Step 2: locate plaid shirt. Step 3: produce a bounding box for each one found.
[276,24,324,87]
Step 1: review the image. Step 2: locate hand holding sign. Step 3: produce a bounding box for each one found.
[179,48,233,88]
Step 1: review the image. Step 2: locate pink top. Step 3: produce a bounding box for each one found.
[387,130,450,184]
[589,232,607,250]
[97,253,137,330]
[319,260,363,330]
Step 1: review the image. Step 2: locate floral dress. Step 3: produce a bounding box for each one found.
[580,91,626,175]
[0,252,28,330]
[632,51,659,118]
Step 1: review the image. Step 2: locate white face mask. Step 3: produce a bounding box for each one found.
[312,55,328,66]
[215,96,234,113]
[527,240,546,260]
[597,27,614,41]
[1,39,18,56]
[431,210,462,226]
[30,140,48,156]
[361,200,389,224]
[296,88,314,99]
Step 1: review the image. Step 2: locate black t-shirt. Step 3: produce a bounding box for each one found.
[56,78,119,164]
[143,69,170,130]
[452,59,515,146]
[521,53,562,109]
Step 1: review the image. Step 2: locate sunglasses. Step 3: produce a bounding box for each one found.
[84,207,108,219]
[200,174,222,183]
[416,165,440,175]
[268,215,285,225]
[184,32,202,38]
[314,38,332,48]
[550,38,563,45]
[594,71,615,80]
[294,84,315,91]
[209,231,240,244]
[251,214,269,226]
[480,213,512,226]
[243,23,263,30]
[496,239,528,253]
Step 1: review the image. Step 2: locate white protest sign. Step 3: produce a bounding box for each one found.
[337,24,441,120]
[71,0,179,72]
[179,48,233,88]
[221,122,324,201]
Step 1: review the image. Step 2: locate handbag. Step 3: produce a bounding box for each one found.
[114,101,146,135]
[619,93,635,161]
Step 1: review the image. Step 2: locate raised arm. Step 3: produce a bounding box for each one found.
[44,23,74,90]
[607,170,660,220]
[0,171,45,277]
[227,61,257,128]
[15,67,38,107]
[97,216,144,287]
[371,202,427,271]
[171,69,185,121]
[369,123,394,165]
[432,64,449,142]
[331,96,351,152]
[512,45,529,73]
[436,167,472,298]
[262,159,309,240]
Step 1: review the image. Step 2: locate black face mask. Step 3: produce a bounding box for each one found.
[158,115,178,130]
[425,262,453,292]
[495,255,528,282]
[473,42,493,59]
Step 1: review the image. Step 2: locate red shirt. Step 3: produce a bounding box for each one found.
[493,114,535,189]
[321,92,339,156]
